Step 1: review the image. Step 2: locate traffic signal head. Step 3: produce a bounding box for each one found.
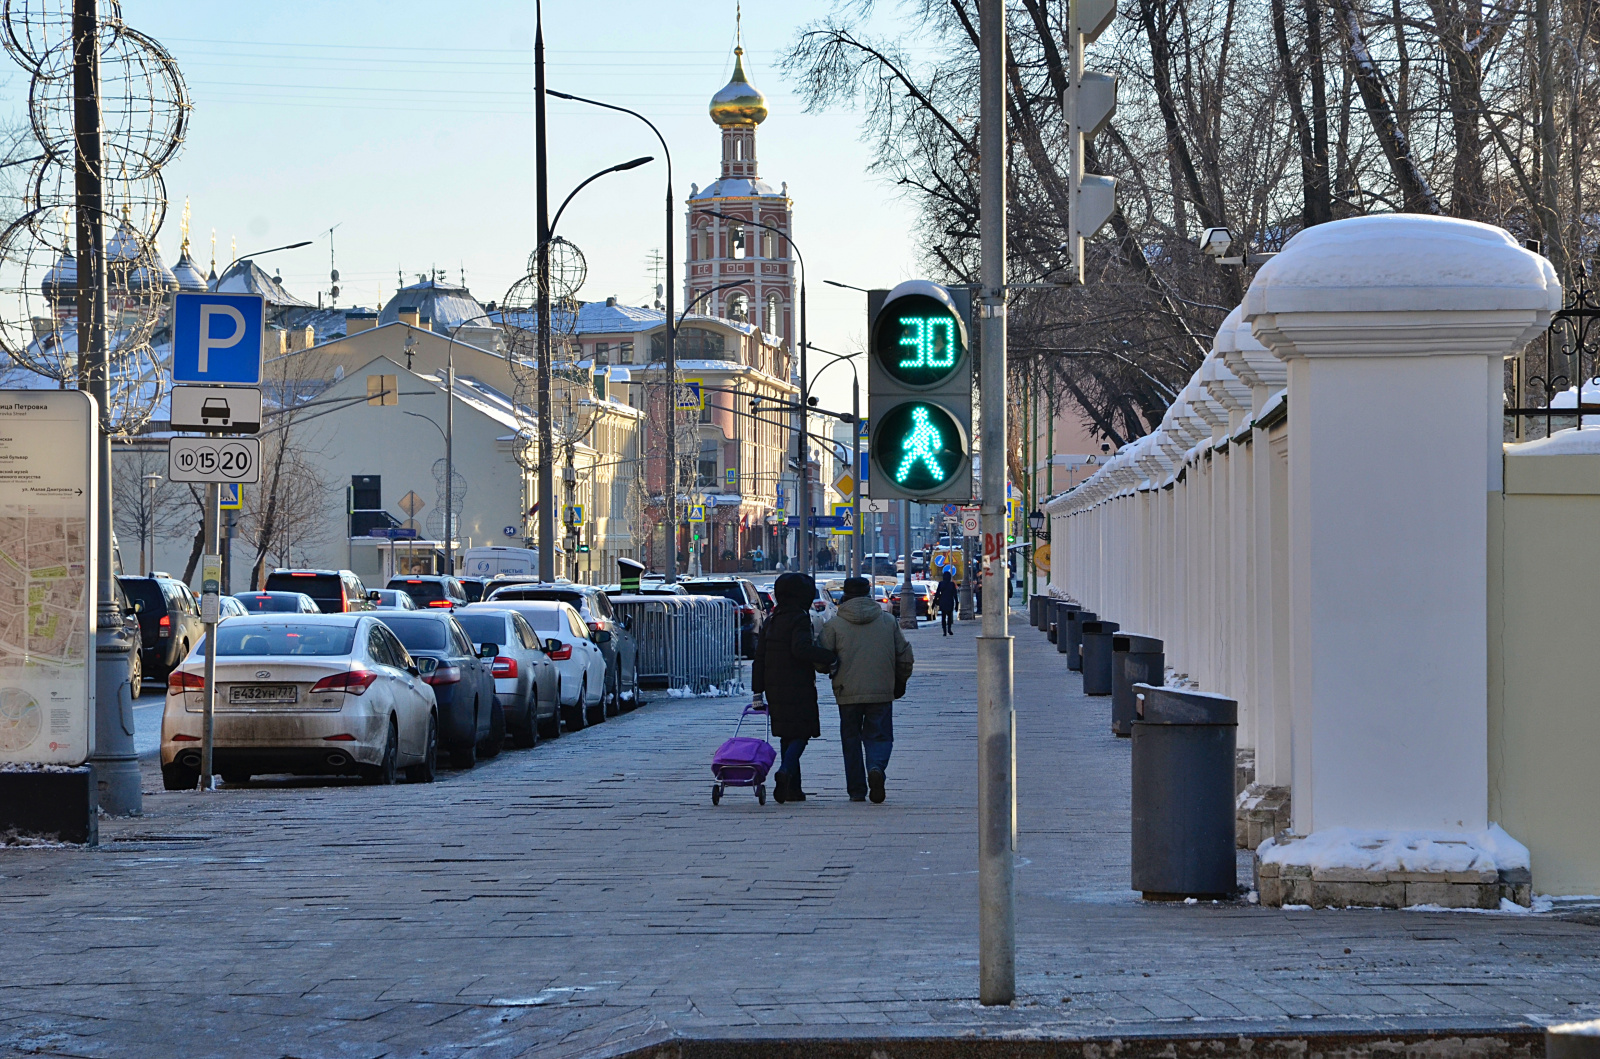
[866,281,972,502]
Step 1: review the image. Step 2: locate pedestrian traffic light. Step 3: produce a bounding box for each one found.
[1066,0,1118,282]
[866,280,972,502]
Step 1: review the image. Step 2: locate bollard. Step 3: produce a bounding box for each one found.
[1054,601,1081,654]
[1111,633,1164,738]
[1063,609,1096,671]
[1130,684,1237,900]
[1079,619,1120,695]
[1548,1021,1600,1059]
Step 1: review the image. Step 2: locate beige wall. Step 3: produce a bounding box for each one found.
[1490,438,1600,895]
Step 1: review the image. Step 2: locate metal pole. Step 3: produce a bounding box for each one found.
[535,1,556,583]
[445,347,454,574]
[977,0,1015,1006]
[899,499,916,630]
[77,0,139,817]
[665,152,678,584]
[200,484,219,790]
[798,279,809,574]
[851,375,861,578]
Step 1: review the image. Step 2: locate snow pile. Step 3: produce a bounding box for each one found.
[1550,1020,1600,1036]
[1506,423,1600,456]
[0,763,87,774]
[1258,823,1529,874]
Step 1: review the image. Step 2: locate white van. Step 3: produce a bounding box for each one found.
[461,546,549,578]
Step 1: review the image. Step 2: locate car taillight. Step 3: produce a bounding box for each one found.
[424,666,461,685]
[158,614,171,637]
[492,656,517,678]
[310,669,378,694]
[587,621,603,633]
[322,733,357,741]
[427,599,453,608]
[546,643,572,661]
[172,733,199,741]
[167,670,203,691]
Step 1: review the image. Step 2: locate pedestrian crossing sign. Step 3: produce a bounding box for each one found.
[219,483,242,510]
[677,379,705,411]
[689,504,706,523]
[831,503,854,535]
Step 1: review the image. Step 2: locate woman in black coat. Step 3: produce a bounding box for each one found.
[750,572,836,803]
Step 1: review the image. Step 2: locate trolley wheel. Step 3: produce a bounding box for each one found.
[712,784,722,805]
[756,783,766,805]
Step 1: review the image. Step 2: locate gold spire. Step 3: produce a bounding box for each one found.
[180,197,191,253]
[709,8,768,127]
[209,228,216,273]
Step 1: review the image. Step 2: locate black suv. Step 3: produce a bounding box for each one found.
[118,574,206,680]
[387,575,468,610]
[262,569,374,613]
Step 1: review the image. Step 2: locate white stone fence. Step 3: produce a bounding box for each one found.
[1044,215,1600,906]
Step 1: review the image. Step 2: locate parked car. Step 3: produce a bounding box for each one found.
[460,545,542,578]
[809,587,837,637]
[680,577,764,658]
[118,573,206,681]
[755,586,775,615]
[458,577,489,603]
[873,584,894,613]
[484,581,636,713]
[234,590,322,614]
[455,606,560,744]
[218,595,249,621]
[888,581,935,620]
[262,569,375,613]
[368,588,421,611]
[600,582,687,597]
[481,600,607,730]
[160,614,437,789]
[374,611,500,768]
[386,575,468,610]
[112,579,144,697]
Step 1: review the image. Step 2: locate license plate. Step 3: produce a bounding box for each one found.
[227,684,298,705]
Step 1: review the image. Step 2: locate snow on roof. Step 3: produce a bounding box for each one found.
[690,178,782,200]
[492,302,762,339]
[216,259,314,307]
[377,279,488,332]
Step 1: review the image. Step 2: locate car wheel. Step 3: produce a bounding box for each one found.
[405,712,438,783]
[603,676,620,718]
[128,651,141,700]
[585,676,606,727]
[511,694,538,749]
[451,736,477,770]
[479,698,504,759]
[563,679,587,732]
[538,682,562,740]
[365,718,399,785]
[161,762,197,791]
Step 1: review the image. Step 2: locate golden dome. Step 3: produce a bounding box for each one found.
[709,47,767,126]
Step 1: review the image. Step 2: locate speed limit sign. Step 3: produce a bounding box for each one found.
[167,436,260,483]
[962,512,981,536]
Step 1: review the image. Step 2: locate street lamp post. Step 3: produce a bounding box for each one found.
[546,88,679,584]
[807,346,863,578]
[696,208,809,573]
[142,473,161,576]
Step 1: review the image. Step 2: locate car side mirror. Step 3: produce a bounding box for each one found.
[415,656,439,677]
[132,600,143,613]
[592,629,612,645]
[545,638,564,655]
[478,642,499,659]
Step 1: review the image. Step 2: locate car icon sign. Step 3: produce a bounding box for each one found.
[200,396,232,423]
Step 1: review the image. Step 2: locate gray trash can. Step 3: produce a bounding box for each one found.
[1064,609,1096,671]
[1054,601,1081,654]
[1080,619,1120,695]
[1130,684,1238,900]
[1111,634,1164,738]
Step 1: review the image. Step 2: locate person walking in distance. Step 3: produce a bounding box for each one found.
[819,576,914,803]
[750,572,836,804]
[934,569,958,636]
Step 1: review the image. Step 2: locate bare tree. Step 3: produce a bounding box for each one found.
[110,441,183,576]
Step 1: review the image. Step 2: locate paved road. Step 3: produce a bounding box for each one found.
[2,611,1596,1058]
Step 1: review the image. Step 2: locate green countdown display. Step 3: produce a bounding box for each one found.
[870,293,966,387]
[872,401,965,493]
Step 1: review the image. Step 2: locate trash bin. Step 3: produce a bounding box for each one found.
[1054,601,1081,654]
[1080,619,1120,695]
[1111,633,1164,738]
[1032,596,1048,631]
[1130,683,1238,900]
[1064,609,1096,671]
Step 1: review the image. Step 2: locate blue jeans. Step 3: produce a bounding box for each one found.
[839,703,893,799]
[778,736,807,779]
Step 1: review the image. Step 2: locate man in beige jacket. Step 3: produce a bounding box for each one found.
[818,577,914,803]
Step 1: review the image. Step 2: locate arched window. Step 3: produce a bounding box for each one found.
[764,292,782,335]
[728,291,749,322]
[761,232,776,259]
[730,224,746,260]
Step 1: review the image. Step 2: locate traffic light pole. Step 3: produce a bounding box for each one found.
[851,374,861,578]
[977,0,1015,1006]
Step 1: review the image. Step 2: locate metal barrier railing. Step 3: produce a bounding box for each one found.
[610,595,739,693]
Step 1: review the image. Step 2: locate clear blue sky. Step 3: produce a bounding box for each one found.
[102,0,926,409]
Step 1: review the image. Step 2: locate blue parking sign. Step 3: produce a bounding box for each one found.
[172,293,265,385]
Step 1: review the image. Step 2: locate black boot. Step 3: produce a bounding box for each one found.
[772,769,789,803]
[790,762,806,802]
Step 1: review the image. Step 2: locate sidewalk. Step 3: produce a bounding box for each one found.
[1,611,1596,1058]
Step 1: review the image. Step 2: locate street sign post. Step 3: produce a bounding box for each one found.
[167,437,261,484]
[0,391,95,768]
[169,385,262,434]
[172,293,265,386]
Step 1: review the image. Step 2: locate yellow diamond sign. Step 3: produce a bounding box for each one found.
[833,471,855,500]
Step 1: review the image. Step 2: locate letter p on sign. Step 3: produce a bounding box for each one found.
[172,292,265,386]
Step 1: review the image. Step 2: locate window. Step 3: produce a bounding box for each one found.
[594,342,611,366]
[731,225,746,260]
[728,292,749,323]
[762,232,776,258]
[698,440,719,485]
[366,374,397,406]
[566,607,588,639]
[351,475,380,510]
[620,341,634,364]
[652,327,727,361]
[764,293,782,336]
[514,614,540,651]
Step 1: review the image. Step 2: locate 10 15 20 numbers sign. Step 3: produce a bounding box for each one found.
[167,437,261,484]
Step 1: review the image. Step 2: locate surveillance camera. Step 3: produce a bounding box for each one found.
[1200,227,1234,258]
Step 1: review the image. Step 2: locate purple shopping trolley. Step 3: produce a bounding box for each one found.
[711,704,777,805]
